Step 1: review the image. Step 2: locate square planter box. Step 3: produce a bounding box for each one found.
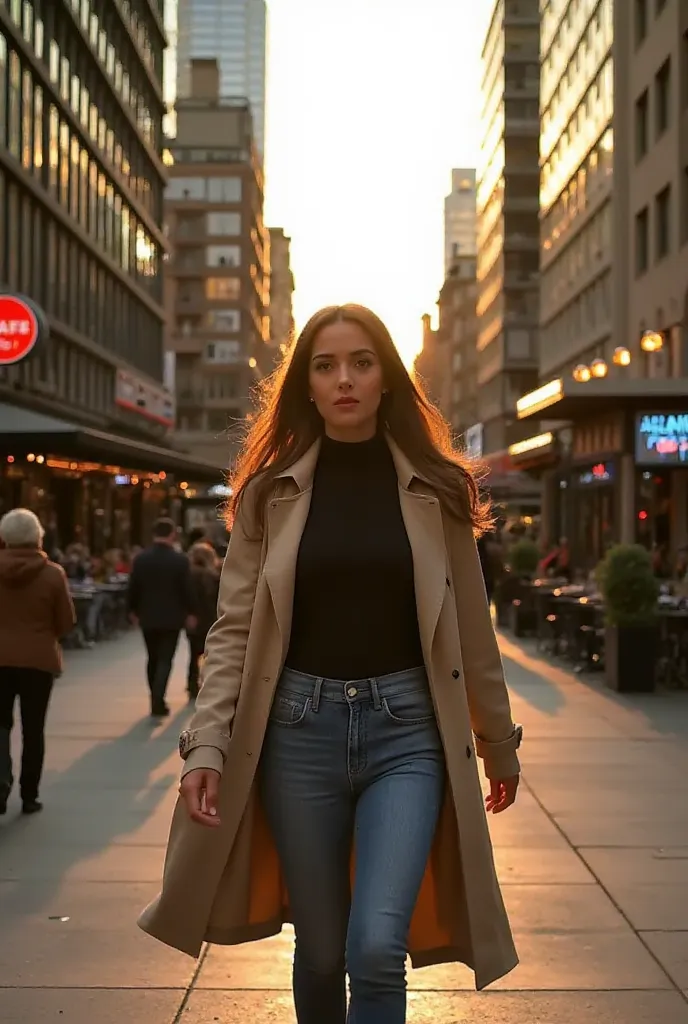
[604,623,658,693]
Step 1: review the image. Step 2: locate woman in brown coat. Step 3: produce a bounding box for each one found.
[139,305,522,1023]
[0,508,76,815]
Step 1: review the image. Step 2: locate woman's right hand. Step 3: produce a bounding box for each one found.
[179,768,222,827]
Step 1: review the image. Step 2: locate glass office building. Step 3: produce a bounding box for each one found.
[176,0,266,155]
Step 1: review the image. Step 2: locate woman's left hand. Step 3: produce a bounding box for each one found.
[485,775,519,814]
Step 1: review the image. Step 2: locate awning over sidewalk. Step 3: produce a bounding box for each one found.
[0,402,222,482]
[517,377,688,422]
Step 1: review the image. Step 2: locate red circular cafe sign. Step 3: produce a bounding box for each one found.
[0,295,40,365]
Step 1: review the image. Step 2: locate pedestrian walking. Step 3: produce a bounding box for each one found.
[139,304,522,1023]
[127,518,197,718]
[186,542,220,701]
[0,508,76,815]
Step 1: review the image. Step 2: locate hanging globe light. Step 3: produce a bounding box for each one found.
[590,358,608,378]
[613,346,631,366]
[640,330,664,353]
[573,364,592,382]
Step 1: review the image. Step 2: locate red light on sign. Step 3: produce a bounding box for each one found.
[638,510,648,521]
[592,463,607,478]
[0,296,39,365]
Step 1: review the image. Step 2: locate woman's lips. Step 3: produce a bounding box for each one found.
[334,398,359,406]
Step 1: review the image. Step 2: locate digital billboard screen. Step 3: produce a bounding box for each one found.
[635,412,688,465]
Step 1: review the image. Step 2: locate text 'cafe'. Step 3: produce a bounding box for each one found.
[510,377,688,569]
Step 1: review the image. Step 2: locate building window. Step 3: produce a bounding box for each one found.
[635,90,648,160]
[207,177,242,202]
[635,206,649,275]
[206,308,241,331]
[635,0,647,44]
[166,176,205,200]
[206,245,240,268]
[655,58,671,138]
[207,212,241,235]
[206,371,240,399]
[655,185,671,259]
[206,278,240,300]
[205,340,241,364]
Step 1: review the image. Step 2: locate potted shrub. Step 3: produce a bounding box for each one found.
[596,544,659,693]
[505,539,540,636]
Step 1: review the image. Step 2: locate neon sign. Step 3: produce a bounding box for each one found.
[636,413,688,465]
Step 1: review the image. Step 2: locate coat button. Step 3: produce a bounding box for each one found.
[445,577,451,587]
[452,669,460,679]
[466,745,472,759]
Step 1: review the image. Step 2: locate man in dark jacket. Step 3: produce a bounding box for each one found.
[127,518,196,717]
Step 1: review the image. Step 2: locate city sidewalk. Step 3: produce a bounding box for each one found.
[0,631,687,1023]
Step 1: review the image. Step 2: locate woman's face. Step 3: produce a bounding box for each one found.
[308,321,384,441]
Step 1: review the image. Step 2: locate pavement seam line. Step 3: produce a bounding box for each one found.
[172,942,211,1022]
[522,774,688,1006]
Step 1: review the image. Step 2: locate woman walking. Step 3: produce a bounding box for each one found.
[139,305,522,1022]
[0,509,76,815]
[186,542,220,701]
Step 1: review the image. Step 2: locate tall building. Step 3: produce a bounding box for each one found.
[444,169,477,271]
[440,255,480,439]
[266,227,295,369]
[512,0,688,565]
[176,0,267,156]
[476,0,541,460]
[0,0,216,551]
[538,0,614,380]
[165,59,268,468]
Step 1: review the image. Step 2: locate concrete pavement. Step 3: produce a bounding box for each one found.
[0,629,687,1022]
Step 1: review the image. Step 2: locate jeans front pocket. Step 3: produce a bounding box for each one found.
[268,691,312,728]
[381,687,436,725]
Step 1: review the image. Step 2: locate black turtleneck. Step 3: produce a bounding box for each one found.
[285,433,424,680]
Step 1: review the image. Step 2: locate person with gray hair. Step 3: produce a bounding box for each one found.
[0,508,75,815]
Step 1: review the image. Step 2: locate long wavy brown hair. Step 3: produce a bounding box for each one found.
[229,304,491,533]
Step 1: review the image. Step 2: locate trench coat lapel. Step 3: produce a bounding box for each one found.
[262,434,448,667]
[262,440,320,659]
[387,438,448,660]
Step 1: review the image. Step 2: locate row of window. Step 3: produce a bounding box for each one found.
[541,0,612,111]
[0,40,162,298]
[177,309,242,335]
[541,0,608,66]
[541,129,613,252]
[3,0,162,147]
[0,330,114,417]
[176,409,242,434]
[0,169,164,383]
[541,202,612,319]
[540,270,612,362]
[166,176,243,202]
[634,58,672,161]
[541,59,613,211]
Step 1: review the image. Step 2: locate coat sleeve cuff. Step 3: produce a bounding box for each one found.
[474,725,522,780]
[179,726,231,761]
[180,745,224,779]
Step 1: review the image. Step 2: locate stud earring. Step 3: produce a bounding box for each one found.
[309,397,315,403]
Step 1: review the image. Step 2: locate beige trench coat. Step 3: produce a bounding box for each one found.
[138,437,521,990]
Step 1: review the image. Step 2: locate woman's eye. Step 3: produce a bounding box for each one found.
[314,362,332,371]
[356,358,372,368]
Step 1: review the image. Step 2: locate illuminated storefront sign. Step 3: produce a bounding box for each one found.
[635,413,688,465]
[115,369,175,429]
[577,462,614,486]
[0,293,47,365]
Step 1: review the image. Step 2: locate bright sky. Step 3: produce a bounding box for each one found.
[263,0,492,365]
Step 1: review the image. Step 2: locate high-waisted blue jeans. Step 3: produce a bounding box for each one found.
[260,666,446,1024]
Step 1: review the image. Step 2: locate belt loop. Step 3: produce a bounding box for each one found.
[370,677,382,710]
[312,676,323,712]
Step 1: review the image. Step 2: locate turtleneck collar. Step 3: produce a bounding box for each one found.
[319,431,387,462]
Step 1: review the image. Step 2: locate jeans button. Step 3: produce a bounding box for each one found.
[347,686,358,697]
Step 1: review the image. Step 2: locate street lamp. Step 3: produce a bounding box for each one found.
[640,329,663,353]
[613,346,631,366]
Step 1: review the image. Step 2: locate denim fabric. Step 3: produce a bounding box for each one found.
[260,666,445,1024]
